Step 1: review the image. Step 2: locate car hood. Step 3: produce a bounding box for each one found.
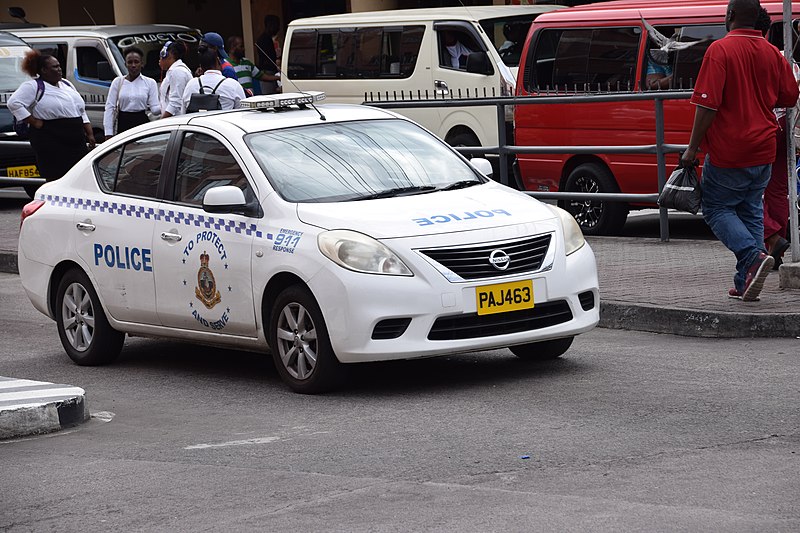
[295,183,555,239]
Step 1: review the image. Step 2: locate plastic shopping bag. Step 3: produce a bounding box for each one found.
[657,165,702,214]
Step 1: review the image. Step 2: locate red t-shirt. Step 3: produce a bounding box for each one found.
[690,29,799,168]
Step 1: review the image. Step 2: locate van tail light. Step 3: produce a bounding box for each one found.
[20,200,45,228]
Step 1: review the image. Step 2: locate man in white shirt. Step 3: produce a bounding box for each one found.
[158,40,193,118]
[181,48,245,114]
[443,31,473,69]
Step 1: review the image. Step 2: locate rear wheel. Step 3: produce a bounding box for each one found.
[55,268,124,366]
[268,285,345,394]
[560,163,628,235]
[510,337,574,361]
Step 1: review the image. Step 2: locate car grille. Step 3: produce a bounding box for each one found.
[419,234,551,281]
[428,300,573,340]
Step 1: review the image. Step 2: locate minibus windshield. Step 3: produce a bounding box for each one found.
[479,15,536,68]
[107,29,202,81]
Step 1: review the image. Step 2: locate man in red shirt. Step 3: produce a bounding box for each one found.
[681,0,799,301]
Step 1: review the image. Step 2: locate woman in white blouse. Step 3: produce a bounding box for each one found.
[7,50,94,182]
[103,46,160,137]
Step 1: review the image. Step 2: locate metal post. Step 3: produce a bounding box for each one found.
[785,0,799,263]
[497,102,509,187]
[655,97,670,242]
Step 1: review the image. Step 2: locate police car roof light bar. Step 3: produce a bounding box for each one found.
[240,91,326,112]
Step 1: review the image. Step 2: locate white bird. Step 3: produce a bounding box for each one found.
[641,16,705,52]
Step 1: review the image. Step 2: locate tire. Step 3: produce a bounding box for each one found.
[55,268,124,366]
[268,285,345,394]
[560,163,628,236]
[24,185,40,199]
[510,337,574,361]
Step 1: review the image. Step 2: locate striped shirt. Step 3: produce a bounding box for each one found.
[229,57,262,91]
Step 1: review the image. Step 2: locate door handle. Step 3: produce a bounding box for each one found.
[434,79,449,93]
[160,231,182,242]
[76,222,95,232]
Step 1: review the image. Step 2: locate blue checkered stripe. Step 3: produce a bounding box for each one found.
[43,194,270,239]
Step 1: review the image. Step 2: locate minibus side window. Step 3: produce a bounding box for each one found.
[356,27,382,78]
[287,29,317,79]
[318,31,338,76]
[529,27,639,92]
[31,43,68,72]
[396,26,424,76]
[670,25,727,90]
[76,46,108,81]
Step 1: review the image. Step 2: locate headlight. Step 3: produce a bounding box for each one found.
[548,205,585,256]
[318,230,413,276]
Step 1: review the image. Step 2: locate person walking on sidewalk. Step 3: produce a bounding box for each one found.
[680,0,799,301]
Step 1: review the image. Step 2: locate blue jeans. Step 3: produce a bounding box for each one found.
[701,159,771,293]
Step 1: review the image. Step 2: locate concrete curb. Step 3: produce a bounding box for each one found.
[600,301,800,338]
[0,378,89,440]
[0,250,18,275]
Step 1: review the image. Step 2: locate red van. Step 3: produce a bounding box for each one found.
[514,0,799,235]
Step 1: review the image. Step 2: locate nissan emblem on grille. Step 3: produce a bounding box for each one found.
[489,250,511,270]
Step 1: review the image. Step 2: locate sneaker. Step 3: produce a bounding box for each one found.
[727,287,759,301]
[742,253,774,302]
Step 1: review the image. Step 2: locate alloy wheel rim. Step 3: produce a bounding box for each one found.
[62,282,95,352]
[276,302,318,380]
[568,175,602,228]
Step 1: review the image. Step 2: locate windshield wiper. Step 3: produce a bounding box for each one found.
[354,185,437,200]
[439,180,482,191]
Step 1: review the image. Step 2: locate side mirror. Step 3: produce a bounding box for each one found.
[465,51,492,75]
[97,61,115,81]
[8,7,28,22]
[470,157,493,178]
[203,186,247,214]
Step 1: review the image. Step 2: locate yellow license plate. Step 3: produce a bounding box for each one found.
[7,165,40,178]
[476,279,534,316]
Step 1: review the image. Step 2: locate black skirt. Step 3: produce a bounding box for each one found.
[117,110,149,133]
[28,117,88,182]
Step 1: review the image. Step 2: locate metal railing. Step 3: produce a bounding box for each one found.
[365,90,693,242]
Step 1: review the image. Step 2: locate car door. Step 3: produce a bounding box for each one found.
[76,132,172,324]
[152,129,258,337]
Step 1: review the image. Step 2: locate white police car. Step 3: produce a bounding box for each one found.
[18,92,599,393]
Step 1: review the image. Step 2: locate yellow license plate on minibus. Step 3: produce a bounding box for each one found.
[7,165,40,178]
[476,279,534,316]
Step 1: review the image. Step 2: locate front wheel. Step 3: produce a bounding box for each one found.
[55,268,124,365]
[560,163,628,235]
[510,337,574,361]
[268,285,345,394]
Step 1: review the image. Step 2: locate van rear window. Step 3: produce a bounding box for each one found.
[287,26,424,80]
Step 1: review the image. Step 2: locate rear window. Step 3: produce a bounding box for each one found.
[107,30,202,81]
[287,26,424,80]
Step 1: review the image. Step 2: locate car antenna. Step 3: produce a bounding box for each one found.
[253,41,326,121]
[82,6,97,25]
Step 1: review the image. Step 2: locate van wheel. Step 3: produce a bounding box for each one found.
[55,268,124,366]
[447,131,481,160]
[561,163,628,235]
[268,285,345,394]
[510,337,574,361]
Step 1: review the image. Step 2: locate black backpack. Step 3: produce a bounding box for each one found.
[186,78,225,113]
[12,78,45,139]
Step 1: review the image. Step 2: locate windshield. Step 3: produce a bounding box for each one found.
[107,29,202,81]
[247,119,483,203]
[0,45,32,92]
[479,15,536,68]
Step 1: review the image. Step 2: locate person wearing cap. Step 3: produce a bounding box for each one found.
[200,32,237,80]
[158,40,193,118]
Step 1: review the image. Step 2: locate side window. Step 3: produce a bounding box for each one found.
[173,132,254,206]
[530,27,639,92]
[288,26,424,80]
[670,25,728,90]
[114,133,171,198]
[76,45,109,81]
[31,43,68,71]
[437,29,480,70]
[94,147,122,191]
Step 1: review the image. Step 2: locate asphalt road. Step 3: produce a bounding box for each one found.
[1,272,798,531]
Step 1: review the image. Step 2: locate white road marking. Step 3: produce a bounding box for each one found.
[184,436,281,450]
